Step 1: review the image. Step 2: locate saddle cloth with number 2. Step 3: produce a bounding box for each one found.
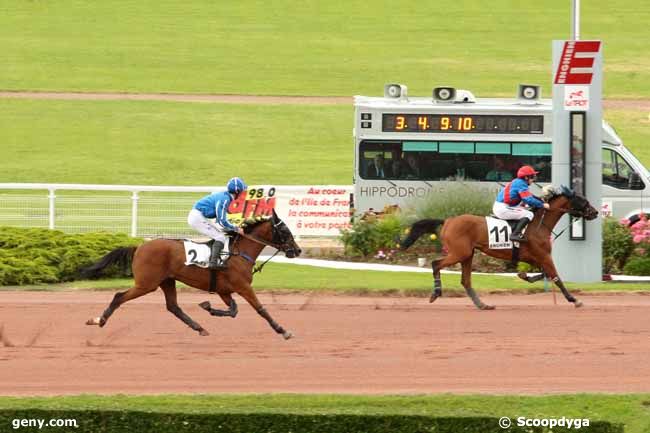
[183,240,231,268]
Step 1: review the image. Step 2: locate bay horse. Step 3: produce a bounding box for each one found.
[399,186,599,309]
[83,210,301,339]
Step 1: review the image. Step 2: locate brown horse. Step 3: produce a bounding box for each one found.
[83,210,301,339]
[400,186,599,309]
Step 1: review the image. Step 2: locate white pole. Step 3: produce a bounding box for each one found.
[48,189,56,229]
[572,0,580,40]
[131,191,139,237]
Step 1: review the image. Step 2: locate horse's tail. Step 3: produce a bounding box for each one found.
[399,219,445,250]
[80,246,137,279]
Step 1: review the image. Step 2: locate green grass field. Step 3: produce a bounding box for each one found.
[0,98,647,185]
[0,394,648,432]
[0,99,351,185]
[3,262,649,294]
[1,0,648,98]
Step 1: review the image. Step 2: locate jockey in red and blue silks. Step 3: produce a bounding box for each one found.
[187,177,247,269]
[493,165,550,242]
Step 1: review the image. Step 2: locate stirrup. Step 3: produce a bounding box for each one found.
[510,233,527,242]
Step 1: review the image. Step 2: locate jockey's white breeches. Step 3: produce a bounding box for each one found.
[492,202,534,221]
[187,208,227,243]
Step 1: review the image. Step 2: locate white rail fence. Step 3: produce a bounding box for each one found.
[0,183,353,238]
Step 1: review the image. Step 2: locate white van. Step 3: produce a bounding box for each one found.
[353,86,649,222]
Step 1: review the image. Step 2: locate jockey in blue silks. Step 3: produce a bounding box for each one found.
[187,177,247,269]
[493,165,550,242]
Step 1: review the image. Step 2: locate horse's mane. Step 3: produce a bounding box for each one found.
[241,217,272,234]
[541,185,576,202]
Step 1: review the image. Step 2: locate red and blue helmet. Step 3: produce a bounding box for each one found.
[226,177,247,195]
[517,165,539,179]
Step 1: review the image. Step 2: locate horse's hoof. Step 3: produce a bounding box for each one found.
[199,329,210,336]
[282,331,293,340]
[429,293,440,303]
[85,317,100,326]
[198,301,211,311]
[517,272,528,281]
[574,300,583,308]
[480,304,496,310]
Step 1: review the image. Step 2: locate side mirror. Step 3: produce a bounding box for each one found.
[629,172,645,190]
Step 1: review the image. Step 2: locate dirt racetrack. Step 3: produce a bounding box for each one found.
[1,291,650,396]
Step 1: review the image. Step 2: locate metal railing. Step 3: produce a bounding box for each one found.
[0,183,353,238]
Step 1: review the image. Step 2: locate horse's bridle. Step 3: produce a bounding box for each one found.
[536,195,595,239]
[238,219,297,254]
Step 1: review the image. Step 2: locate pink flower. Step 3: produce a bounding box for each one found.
[620,218,630,225]
[633,234,645,244]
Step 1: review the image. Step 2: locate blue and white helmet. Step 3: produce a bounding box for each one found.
[226,177,247,195]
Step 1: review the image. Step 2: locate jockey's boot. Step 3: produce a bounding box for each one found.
[208,241,227,270]
[510,218,530,243]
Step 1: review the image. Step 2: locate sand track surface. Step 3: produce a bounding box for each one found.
[1,291,649,396]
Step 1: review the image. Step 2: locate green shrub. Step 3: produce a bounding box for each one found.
[407,183,495,222]
[0,410,623,433]
[602,218,635,273]
[0,227,141,285]
[340,213,402,257]
[623,256,650,276]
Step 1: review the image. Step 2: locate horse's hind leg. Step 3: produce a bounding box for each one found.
[540,256,582,308]
[430,258,444,303]
[461,256,494,310]
[430,254,466,303]
[86,284,156,327]
[199,293,238,318]
[160,279,209,336]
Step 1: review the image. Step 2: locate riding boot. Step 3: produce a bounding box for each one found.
[208,241,227,270]
[510,218,530,243]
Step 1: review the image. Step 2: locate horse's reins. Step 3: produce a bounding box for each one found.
[236,224,287,274]
[536,207,583,240]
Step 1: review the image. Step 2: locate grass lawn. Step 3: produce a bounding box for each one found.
[0,98,647,186]
[0,99,352,185]
[0,394,648,432]
[1,0,648,98]
[2,262,648,295]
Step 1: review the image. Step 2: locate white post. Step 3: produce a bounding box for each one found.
[572,0,580,40]
[48,189,56,229]
[131,191,139,237]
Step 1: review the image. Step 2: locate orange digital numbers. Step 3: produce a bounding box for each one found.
[457,117,473,131]
[417,116,429,130]
[395,116,407,130]
[440,117,451,130]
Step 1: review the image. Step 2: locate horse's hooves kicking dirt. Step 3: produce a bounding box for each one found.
[86,317,100,326]
[283,331,293,340]
[574,301,584,308]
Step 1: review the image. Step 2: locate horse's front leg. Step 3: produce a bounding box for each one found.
[540,257,582,308]
[199,293,238,318]
[238,285,292,340]
[461,256,494,310]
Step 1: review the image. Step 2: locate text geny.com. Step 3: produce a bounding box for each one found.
[12,418,78,430]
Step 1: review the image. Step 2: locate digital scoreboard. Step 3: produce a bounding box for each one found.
[382,114,544,134]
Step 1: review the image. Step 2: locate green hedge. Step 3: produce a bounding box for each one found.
[0,411,623,433]
[0,227,141,285]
